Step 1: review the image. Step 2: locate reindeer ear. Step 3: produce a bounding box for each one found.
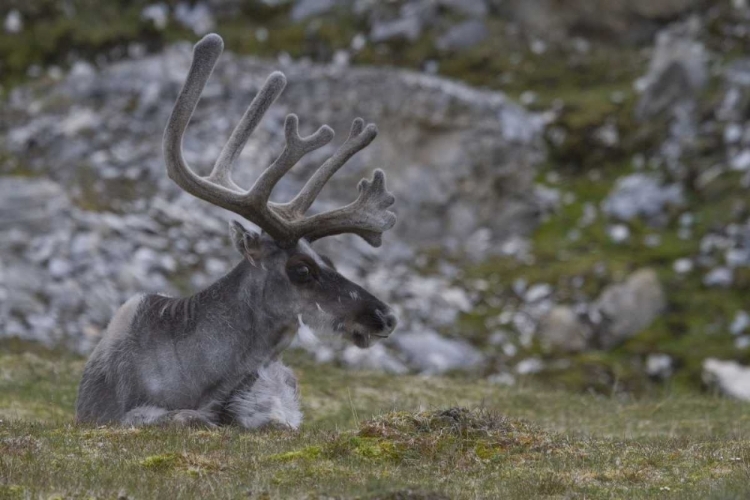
[229,221,264,263]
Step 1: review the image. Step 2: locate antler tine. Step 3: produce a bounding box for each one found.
[283,118,377,217]
[208,72,287,189]
[163,34,249,210]
[293,169,396,247]
[244,113,334,208]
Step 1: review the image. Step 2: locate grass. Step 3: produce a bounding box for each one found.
[1,343,749,499]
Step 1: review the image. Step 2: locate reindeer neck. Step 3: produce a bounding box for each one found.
[186,259,296,356]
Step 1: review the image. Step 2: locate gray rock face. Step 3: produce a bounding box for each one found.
[592,268,666,349]
[703,358,750,401]
[0,43,543,369]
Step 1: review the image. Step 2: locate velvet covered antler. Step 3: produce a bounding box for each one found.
[163,33,396,247]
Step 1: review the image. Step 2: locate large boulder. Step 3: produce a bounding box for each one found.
[591,268,666,349]
[538,306,591,353]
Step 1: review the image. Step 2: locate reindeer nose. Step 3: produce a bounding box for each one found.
[382,311,398,332]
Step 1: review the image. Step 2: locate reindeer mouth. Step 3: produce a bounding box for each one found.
[334,318,391,348]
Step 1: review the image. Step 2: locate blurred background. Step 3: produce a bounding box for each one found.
[1,0,750,401]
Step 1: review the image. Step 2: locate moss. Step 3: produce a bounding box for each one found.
[268,445,322,462]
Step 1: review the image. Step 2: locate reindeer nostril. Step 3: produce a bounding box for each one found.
[383,312,397,331]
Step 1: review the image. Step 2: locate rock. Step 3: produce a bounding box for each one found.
[392,330,485,375]
[673,258,693,274]
[515,357,544,375]
[438,0,488,17]
[593,268,666,350]
[703,267,733,288]
[703,358,750,401]
[291,0,336,22]
[174,2,215,35]
[436,20,489,52]
[646,353,673,379]
[538,306,590,353]
[731,311,750,336]
[635,20,707,120]
[370,15,423,43]
[368,0,438,43]
[607,224,630,243]
[0,177,71,233]
[141,4,170,30]
[4,9,22,34]
[602,174,683,223]
[524,283,552,303]
[341,343,408,374]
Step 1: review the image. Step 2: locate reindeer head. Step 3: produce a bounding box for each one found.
[163,34,398,346]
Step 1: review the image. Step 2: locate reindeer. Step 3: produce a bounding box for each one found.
[75,34,398,429]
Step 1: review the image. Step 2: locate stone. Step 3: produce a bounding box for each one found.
[341,343,408,374]
[392,330,485,375]
[607,224,630,243]
[593,268,666,350]
[370,15,423,43]
[538,306,590,353]
[437,0,488,17]
[515,357,544,375]
[435,20,489,52]
[703,267,733,288]
[4,9,22,33]
[525,283,552,303]
[291,0,336,22]
[602,174,683,223]
[174,2,215,35]
[635,20,707,119]
[646,354,673,379]
[673,258,693,274]
[703,358,750,401]
[141,4,170,30]
[730,311,750,336]
[0,177,71,233]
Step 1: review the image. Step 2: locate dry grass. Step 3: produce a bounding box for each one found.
[0,345,749,498]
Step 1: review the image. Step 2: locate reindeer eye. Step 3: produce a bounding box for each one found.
[286,254,319,284]
[290,264,312,283]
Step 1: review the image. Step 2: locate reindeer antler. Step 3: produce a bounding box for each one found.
[163,33,396,248]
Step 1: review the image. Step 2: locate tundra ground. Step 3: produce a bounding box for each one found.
[0,341,748,499]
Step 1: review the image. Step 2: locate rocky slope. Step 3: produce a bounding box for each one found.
[3,0,750,398]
